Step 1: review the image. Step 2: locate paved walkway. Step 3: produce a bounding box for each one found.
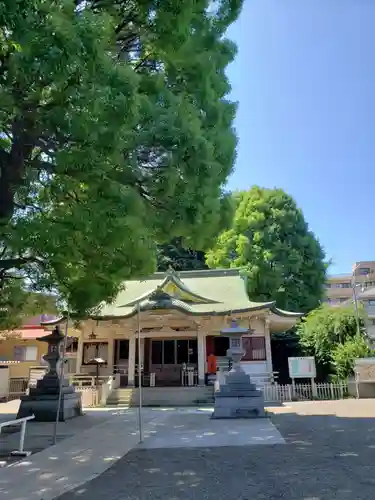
[0,405,285,500]
[2,400,375,499]
[0,400,112,463]
[138,408,284,449]
[0,407,172,500]
[57,400,375,500]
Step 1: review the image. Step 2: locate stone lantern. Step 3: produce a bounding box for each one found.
[17,326,82,421]
[221,318,249,373]
[211,318,265,419]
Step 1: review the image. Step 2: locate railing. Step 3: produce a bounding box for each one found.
[181,369,198,386]
[8,377,29,400]
[0,415,35,457]
[113,364,128,375]
[69,375,108,387]
[139,372,155,387]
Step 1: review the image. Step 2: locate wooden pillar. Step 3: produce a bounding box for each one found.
[264,318,273,381]
[128,336,136,386]
[107,336,114,375]
[197,331,206,385]
[76,334,84,374]
[140,338,145,366]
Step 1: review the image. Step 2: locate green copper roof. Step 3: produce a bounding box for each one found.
[94,268,303,319]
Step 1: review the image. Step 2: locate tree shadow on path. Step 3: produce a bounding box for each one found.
[58,406,375,500]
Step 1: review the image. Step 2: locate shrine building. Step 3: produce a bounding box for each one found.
[43,268,302,388]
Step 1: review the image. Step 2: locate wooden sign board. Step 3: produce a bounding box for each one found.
[288,356,316,379]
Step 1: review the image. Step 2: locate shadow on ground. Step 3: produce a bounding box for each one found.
[57,407,375,500]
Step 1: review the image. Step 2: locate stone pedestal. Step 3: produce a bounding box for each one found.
[17,326,82,422]
[211,370,265,419]
[17,380,82,421]
[211,318,266,419]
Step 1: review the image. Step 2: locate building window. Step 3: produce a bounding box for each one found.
[82,342,108,365]
[151,339,198,365]
[359,267,371,275]
[242,337,266,361]
[325,283,331,288]
[370,319,375,325]
[333,282,351,288]
[368,300,375,306]
[13,345,38,362]
[66,338,78,354]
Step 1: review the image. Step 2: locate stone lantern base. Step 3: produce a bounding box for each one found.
[17,378,82,422]
[211,370,266,419]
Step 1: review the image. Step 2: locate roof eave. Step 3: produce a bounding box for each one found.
[94,301,277,320]
[41,316,66,326]
[270,306,304,318]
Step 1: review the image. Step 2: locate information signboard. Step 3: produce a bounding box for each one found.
[288,356,316,379]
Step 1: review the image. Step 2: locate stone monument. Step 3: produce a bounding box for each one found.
[17,326,82,421]
[211,319,266,419]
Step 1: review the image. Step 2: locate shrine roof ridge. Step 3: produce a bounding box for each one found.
[141,268,243,280]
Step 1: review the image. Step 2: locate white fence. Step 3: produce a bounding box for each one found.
[263,382,347,402]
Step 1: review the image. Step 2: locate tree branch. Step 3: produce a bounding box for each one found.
[0,257,40,271]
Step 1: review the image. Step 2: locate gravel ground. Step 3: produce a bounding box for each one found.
[57,400,375,500]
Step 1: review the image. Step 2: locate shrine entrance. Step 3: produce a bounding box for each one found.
[114,339,129,387]
[146,338,198,386]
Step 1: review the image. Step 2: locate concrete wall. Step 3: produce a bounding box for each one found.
[348,380,375,398]
[0,367,9,399]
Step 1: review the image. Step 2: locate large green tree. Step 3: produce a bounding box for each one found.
[157,191,234,271]
[297,304,370,379]
[206,187,327,312]
[0,0,242,319]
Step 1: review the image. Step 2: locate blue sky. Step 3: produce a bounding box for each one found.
[225,0,375,274]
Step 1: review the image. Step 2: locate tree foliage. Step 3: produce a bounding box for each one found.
[332,335,371,380]
[157,191,234,271]
[157,238,208,272]
[206,187,327,312]
[297,304,368,377]
[0,0,242,318]
[0,278,58,331]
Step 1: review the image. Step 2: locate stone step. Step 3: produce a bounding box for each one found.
[107,387,214,407]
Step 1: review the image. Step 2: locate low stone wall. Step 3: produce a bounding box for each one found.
[348,380,375,398]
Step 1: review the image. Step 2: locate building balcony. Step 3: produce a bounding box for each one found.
[365,305,375,317]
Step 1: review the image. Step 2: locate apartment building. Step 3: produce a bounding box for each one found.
[325,261,375,338]
[325,261,375,305]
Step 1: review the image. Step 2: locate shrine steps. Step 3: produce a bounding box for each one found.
[106,386,215,407]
